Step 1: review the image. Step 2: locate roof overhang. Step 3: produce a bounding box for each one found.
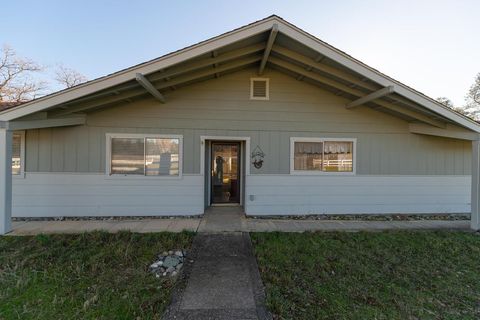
[1,15,479,134]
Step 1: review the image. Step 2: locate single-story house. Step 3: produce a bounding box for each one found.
[1,15,479,234]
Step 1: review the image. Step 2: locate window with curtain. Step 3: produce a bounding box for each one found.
[292,139,354,173]
[12,132,23,175]
[110,135,180,176]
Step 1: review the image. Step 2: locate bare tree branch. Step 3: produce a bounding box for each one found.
[55,64,87,88]
[0,44,45,103]
[464,73,480,121]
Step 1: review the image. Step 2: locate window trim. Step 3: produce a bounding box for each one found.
[12,131,25,179]
[105,133,183,179]
[290,137,356,175]
[250,77,269,100]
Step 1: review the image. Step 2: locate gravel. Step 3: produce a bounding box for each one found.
[250,213,470,221]
[12,215,202,222]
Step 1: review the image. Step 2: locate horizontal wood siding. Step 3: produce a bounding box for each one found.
[25,68,471,175]
[12,173,203,217]
[245,175,471,214]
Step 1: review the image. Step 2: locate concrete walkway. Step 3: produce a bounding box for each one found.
[8,207,470,235]
[9,218,200,235]
[162,233,271,320]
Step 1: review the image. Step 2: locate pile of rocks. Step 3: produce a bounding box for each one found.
[149,250,186,277]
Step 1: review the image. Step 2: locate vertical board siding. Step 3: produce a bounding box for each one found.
[24,68,471,175]
[12,173,203,217]
[244,175,471,215]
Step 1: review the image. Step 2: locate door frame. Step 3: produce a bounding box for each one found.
[210,141,241,205]
[200,136,250,208]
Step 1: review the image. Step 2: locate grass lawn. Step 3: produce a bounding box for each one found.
[252,231,480,320]
[0,231,193,320]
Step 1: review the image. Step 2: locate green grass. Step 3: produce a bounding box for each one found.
[0,231,194,320]
[252,231,480,320]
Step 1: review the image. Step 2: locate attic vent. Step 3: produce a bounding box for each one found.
[250,78,269,100]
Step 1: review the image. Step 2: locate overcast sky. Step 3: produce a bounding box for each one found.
[2,0,479,106]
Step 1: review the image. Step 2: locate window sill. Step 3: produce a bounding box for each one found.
[290,170,356,176]
[104,174,183,180]
[13,172,26,179]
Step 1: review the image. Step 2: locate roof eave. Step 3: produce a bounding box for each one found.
[274,19,480,133]
[0,16,280,122]
[1,15,478,134]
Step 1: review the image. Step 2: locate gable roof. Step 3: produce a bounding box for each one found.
[1,15,479,133]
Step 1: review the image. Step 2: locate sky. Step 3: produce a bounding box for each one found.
[1,0,479,106]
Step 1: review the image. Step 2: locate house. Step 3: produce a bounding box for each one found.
[1,15,479,235]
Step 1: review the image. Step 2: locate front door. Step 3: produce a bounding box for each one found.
[211,142,240,204]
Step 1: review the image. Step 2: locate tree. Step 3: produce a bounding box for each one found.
[55,64,87,88]
[463,73,480,121]
[436,97,454,109]
[0,45,47,102]
[436,96,469,117]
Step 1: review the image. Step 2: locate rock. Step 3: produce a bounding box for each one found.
[163,255,181,268]
[157,260,163,266]
[176,263,183,270]
[166,266,175,273]
[168,250,174,255]
[162,251,168,256]
[175,250,183,257]
[155,274,160,278]
[171,271,178,276]
[163,272,167,276]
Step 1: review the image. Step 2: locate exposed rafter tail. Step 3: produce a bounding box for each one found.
[346,86,395,109]
[135,73,166,103]
[258,24,278,75]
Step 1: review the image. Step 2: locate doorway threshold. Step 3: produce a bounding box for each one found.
[210,203,241,207]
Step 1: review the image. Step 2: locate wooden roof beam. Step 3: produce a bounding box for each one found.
[0,115,86,130]
[271,44,379,92]
[212,51,219,78]
[135,73,166,103]
[258,24,278,75]
[409,123,479,141]
[346,86,395,109]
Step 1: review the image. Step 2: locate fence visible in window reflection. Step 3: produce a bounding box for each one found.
[12,133,22,175]
[111,137,179,176]
[294,141,353,172]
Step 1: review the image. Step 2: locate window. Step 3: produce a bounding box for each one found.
[250,78,269,100]
[12,132,24,176]
[107,134,182,177]
[290,138,355,174]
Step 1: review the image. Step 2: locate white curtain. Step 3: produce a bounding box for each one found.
[324,141,352,154]
[294,142,323,154]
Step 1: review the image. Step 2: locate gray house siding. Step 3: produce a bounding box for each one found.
[24,68,471,175]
